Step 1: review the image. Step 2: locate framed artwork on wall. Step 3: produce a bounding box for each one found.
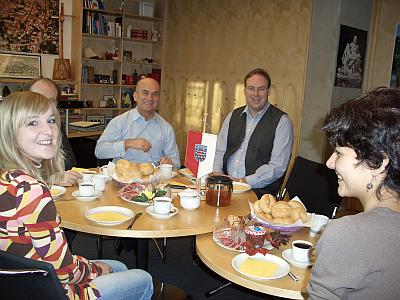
[390,24,400,88]
[334,25,368,89]
[0,52,42,78]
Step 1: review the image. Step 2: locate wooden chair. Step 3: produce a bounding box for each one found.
[0,250,66,300]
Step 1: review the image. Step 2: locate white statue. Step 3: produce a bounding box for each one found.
[337,35,362,79]
[151,26,160,42]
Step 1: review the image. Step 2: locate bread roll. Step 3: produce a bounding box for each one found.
[139,163,154,176]
[259,194,276,214]
[288,200,306,211]
[257,212,274,223]
[253,200,263,213]
[271,201,291,218]
[290,207,308,223]
[272,217,293,225]
[116,159,142,181]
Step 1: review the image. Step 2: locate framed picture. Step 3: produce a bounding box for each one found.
[123,50,132,62]
[87,115,105,124]
[334,25,368,89]
[105,117,113,127]
[0,52,42,78]
[390,23,400,88]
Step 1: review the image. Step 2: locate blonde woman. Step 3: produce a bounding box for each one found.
[0,92,153,299]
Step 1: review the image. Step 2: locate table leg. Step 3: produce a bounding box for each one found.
[136,238,149,270]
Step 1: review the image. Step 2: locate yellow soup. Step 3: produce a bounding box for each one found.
[89,212,129,222]
[50,189,60,196]
[238,258,278,278]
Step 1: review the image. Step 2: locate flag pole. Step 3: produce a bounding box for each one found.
[196,112,209,192]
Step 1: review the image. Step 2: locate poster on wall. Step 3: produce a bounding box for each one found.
[335,25,368,89]
[0,0,59,54]
[390,24,400,88]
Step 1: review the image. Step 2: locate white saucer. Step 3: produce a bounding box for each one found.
[50,185,66,200]
[146,205,179,219]
[72,190,102,202]
[281,249,313,268]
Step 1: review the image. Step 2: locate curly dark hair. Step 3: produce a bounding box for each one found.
[322,87,400,199]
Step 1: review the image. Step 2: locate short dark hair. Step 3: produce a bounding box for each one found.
[322,87,400,199]
[244,68,271,88]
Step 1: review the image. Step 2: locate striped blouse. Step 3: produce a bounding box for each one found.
[0,170,101,299]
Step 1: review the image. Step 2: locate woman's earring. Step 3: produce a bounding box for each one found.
[366,175,376,191]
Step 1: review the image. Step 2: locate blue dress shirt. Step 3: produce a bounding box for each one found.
[95,108,180,169]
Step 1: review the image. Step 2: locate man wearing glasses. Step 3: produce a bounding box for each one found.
[95,77,180,169]
[213,68,293,198]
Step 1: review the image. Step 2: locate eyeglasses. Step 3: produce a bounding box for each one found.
[245,86,268,95]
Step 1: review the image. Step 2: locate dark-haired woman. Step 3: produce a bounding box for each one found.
[307,88,400,299]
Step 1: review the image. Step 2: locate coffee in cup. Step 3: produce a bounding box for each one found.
[79,182,96,197]
[291,240,313,263]
[153,196,173,215]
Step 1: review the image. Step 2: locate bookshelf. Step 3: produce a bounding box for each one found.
[72,0,165,120]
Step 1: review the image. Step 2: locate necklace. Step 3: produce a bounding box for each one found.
[32,161,42,169]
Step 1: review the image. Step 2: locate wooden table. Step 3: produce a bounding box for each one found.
[196,228,318,299]
[55,176,256,269]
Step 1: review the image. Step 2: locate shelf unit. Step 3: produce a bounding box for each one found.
[71,0,165,117]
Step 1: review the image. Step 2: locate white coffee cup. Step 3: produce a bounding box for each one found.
[178,189,200,210]
[93,174,107,192]
[159,164,173,178]
[153,196,173,215]
[291,240,313,263]
[309,214,330,237]
[99,166,108,177]
[81,172,94,182]
[79,182,96,197]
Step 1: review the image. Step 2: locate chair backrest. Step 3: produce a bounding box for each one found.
[97,158,113,167]
[284,156,342,217]
[0,250,66,300]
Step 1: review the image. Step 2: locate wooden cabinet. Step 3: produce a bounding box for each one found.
[71,0,165,112]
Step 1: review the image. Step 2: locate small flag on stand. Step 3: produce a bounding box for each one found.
[185,130,217,179]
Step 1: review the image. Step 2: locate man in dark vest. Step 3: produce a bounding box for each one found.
[213,68,293,198]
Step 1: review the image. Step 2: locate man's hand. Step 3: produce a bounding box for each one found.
[124,138,152,152]
[95,261,113,275]
[55,170,82,187]
[159,156,173,165]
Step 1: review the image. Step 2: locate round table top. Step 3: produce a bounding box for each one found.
[55,176,257,238]
[196,228,319,299]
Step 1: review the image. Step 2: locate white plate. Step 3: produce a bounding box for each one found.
[85,206,134,225]
[232,253,290,280]
[50,185,66,200]
[281,249,314,268]
[120,195,150,206]
[162,171,177,180]
[233,182,252,193]
[146,205,179,219]
[72,190,102,202]
[179,168,195,178]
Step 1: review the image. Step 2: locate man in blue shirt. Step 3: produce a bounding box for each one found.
[95,77,180,169]
[213,68,293,198]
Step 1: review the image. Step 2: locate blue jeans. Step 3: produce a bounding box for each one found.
[91,260,153,300]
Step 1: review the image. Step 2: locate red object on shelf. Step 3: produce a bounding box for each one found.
[148,68,161,84]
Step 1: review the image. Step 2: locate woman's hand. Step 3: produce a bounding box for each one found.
[95,261,113,275]
[56,170,82,187]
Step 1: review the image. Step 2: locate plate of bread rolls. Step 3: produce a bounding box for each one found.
[110,159,160,184]
[250,194,311,233]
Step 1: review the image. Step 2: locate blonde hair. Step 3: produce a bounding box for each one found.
[0,91,65,186]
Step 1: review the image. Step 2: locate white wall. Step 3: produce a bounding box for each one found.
[299,0,373,163]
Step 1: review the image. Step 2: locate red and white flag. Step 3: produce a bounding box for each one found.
[185,130,217,178]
